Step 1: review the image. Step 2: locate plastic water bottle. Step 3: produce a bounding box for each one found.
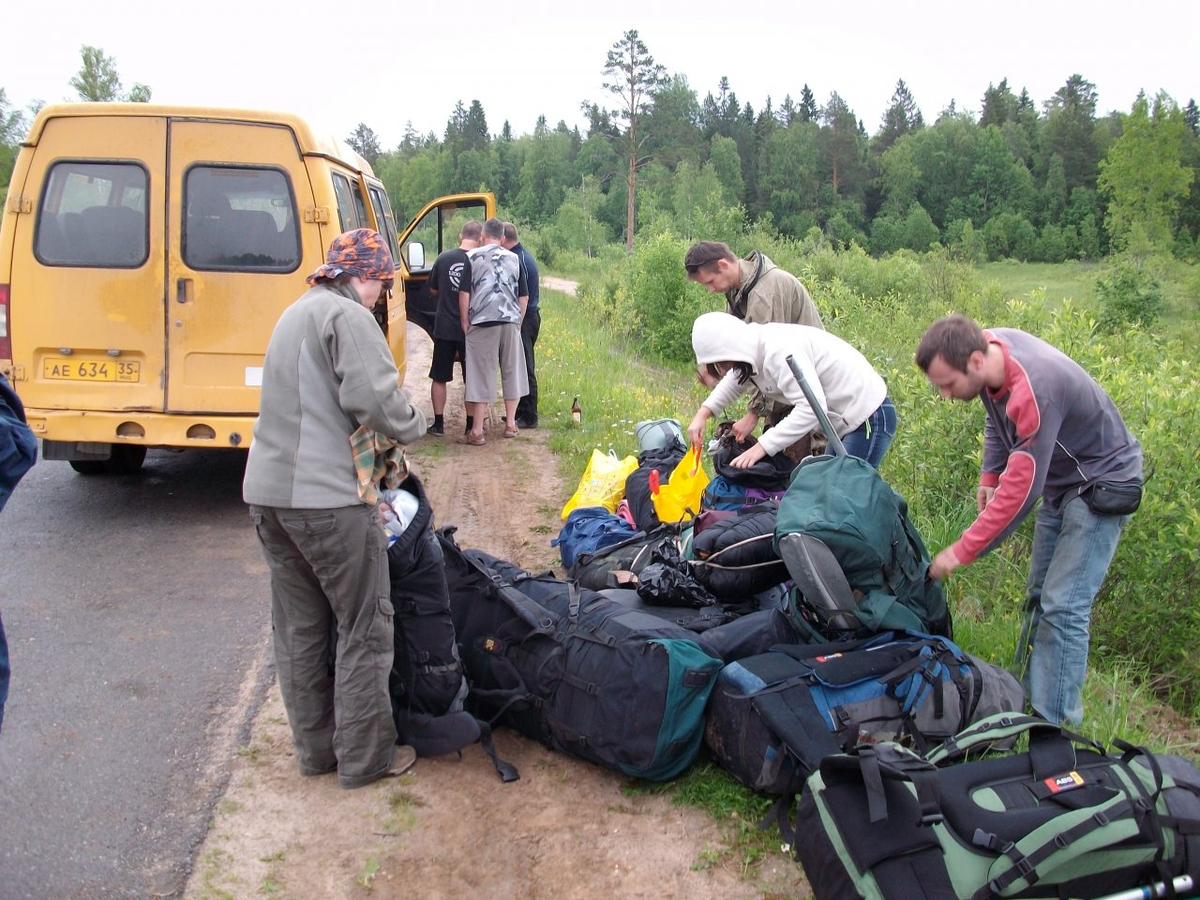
[379,488,419,539]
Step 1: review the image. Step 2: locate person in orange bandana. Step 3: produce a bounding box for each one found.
[244,229,426,788]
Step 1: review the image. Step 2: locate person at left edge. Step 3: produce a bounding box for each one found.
[243,228,427,788]
[1,372,39,734]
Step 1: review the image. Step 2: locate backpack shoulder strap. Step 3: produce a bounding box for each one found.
[729,253,765,318]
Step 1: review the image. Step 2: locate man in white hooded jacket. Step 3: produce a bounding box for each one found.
[686,312,896,468]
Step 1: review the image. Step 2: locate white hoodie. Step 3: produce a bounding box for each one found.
[693,312,887,456]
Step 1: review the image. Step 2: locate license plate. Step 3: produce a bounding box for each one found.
[43,358,141,383]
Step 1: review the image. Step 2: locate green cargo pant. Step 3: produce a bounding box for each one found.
[249,503,398,788]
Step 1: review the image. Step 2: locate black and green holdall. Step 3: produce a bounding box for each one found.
[787,714,1200,900]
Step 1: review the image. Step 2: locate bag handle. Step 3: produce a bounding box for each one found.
[926,713,1052,764]
[925,712,1104,765]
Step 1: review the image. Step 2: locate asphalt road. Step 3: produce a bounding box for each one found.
[0,448,272,899]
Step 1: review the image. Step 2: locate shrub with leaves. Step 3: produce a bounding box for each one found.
[1094,254,1165,331]
[620,232,721,363]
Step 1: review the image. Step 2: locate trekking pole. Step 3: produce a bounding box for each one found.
[784,354,846,457]
[1091,874,1194,900]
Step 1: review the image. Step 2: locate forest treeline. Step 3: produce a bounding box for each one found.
[2,35,1197,266]
[354,33,1198,266]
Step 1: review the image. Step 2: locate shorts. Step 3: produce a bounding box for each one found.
[429,339,466,383]
[464,322,528,403]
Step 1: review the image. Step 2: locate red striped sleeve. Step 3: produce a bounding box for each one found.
[953,450,1037,564]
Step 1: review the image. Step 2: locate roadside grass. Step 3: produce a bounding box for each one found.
[536,289,708,479]
[535,277,1200,874]
[190,847,239,900]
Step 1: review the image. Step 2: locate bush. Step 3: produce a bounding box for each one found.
[621,233,721,363]
[1094,255,1165,331]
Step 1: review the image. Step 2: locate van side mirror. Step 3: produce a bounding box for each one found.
[406,242,425,270]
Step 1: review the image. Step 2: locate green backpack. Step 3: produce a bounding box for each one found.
[788,714,1200,900]
[773,452,951,642]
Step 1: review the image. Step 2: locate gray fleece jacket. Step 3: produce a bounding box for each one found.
[243,282,426,508]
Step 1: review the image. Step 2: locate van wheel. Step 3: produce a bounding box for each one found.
[69,460,107,475]
[105,444,147,474]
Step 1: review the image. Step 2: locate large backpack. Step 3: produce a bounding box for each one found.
[790,714,1200,900]
[383,478,516,780]
[775,452,951,641]
[568,523,681,591]
[689,502,789,599]
[625,444,687,531]
[700,474,786,512]
[772,353,950,643]
[551,506,637,569]
[440,532,723,781]
[704,631,1024,797]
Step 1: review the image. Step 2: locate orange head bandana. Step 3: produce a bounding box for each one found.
[306,228,395,286]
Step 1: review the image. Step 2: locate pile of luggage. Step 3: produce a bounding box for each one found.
[421,406,1200,899]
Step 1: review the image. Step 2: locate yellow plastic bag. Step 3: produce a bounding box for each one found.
[561,448,639,520]
[651,445,710,524]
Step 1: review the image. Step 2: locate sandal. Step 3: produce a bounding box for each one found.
[456,432,486,446]
[503,426,520,438]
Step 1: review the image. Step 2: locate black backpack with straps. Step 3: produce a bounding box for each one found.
[439,530,723,781]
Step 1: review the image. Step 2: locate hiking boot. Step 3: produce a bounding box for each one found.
[338,744,418,789]
[386,744,418,777]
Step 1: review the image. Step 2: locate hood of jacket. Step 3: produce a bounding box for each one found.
[693,311,760,366]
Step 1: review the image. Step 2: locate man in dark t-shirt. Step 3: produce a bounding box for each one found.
[425,220,482,435]
[502,222,541,429]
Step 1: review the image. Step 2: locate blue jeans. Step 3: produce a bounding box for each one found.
[1014,495,1130,725]
[839,397,897,468]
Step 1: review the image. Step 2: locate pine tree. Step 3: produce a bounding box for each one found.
[601,29,668,251]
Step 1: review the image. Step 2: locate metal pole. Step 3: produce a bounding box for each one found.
[784,353,847,457]
[1091,874,1195,900]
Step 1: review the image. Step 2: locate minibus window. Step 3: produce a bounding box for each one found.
[35,161,148,268]
[368,185,399,260]
[331,173,361,232]
[183,166,300,272]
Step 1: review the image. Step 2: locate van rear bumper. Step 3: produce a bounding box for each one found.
[24,409,254,454]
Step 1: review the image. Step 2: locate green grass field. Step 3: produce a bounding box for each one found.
[979,260,1101,308]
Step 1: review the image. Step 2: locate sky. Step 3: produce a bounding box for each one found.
[3,0,1197,152]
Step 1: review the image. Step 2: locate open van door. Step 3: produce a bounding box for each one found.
[396,193,494,338]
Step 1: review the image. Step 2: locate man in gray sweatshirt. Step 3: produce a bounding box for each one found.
[916,314,1142,726]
